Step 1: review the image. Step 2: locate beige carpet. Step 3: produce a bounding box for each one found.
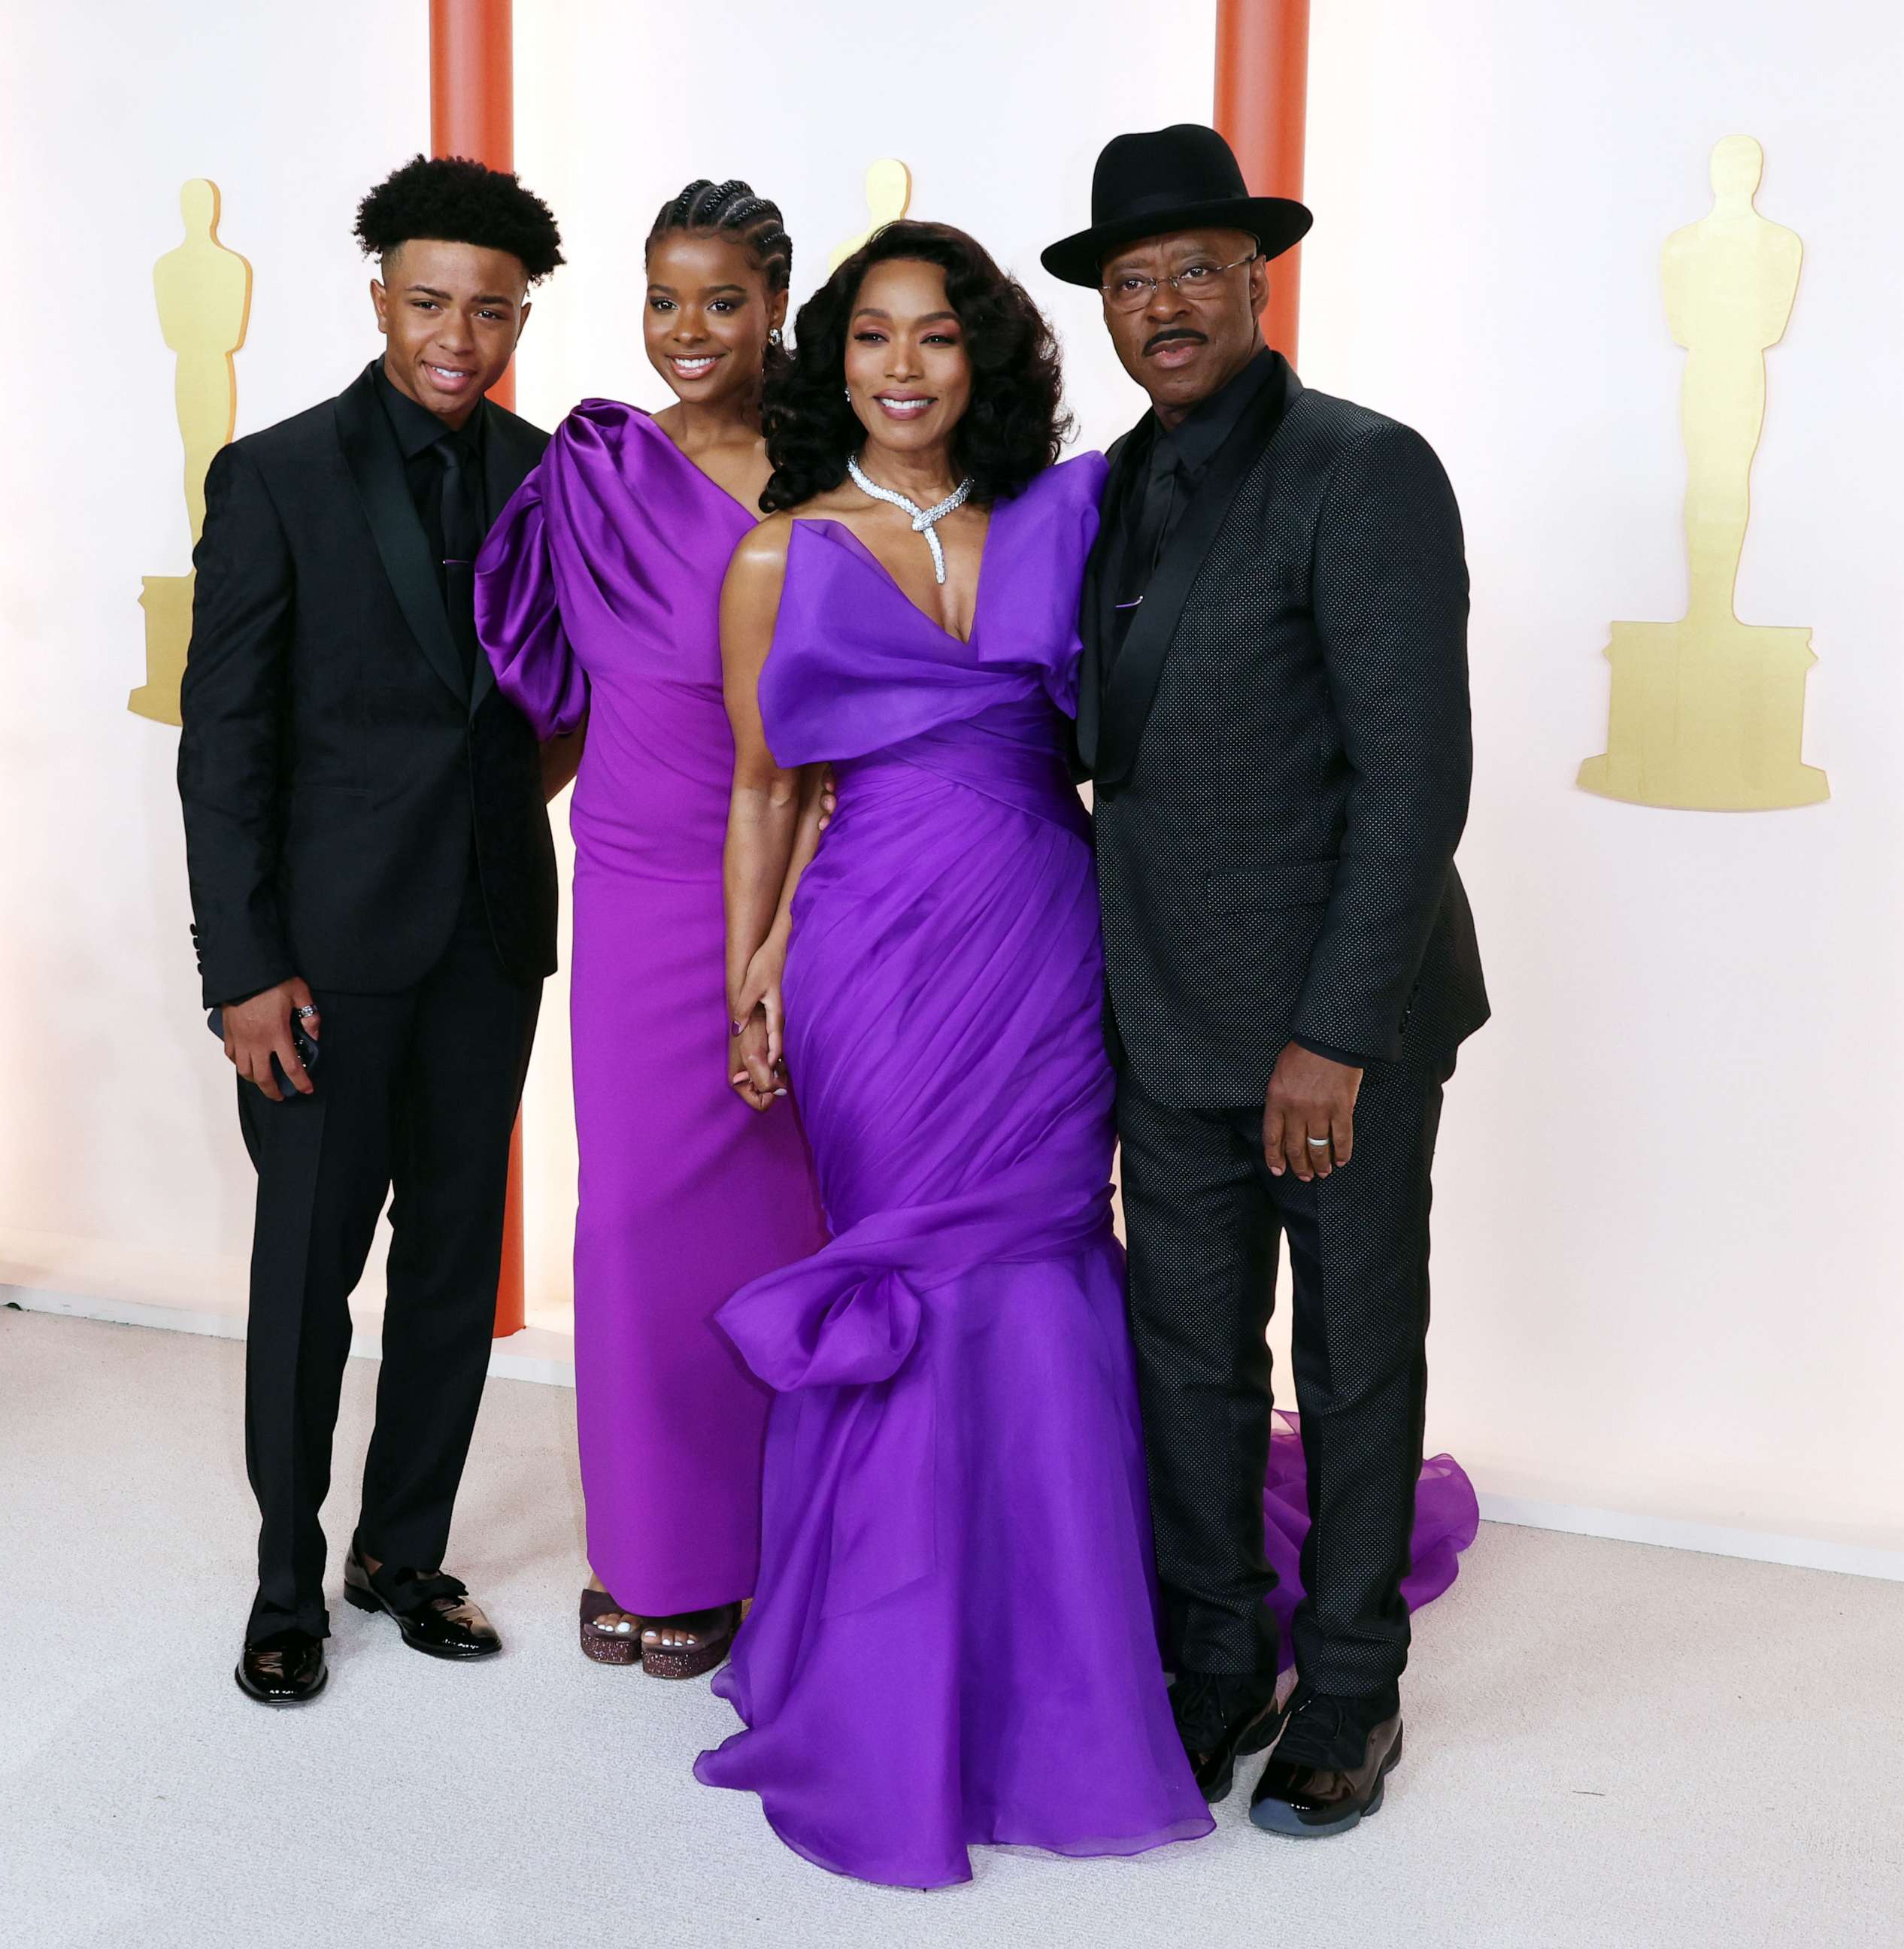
[2,1307,1899,1949]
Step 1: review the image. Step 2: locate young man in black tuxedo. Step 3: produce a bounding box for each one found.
[1044,126,1489,1834]
[179,157,572,1705]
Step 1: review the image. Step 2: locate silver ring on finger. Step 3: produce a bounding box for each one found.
[1305,1135,1332,1149]
[295,1004,317,1020]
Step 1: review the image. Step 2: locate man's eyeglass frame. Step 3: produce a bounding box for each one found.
[1097,251,1260,313]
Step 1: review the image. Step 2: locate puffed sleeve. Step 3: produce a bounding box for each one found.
[474,460,590,740]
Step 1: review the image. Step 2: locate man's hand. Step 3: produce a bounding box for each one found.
[1263,1042,1363,1182]
[223,978,320,1101]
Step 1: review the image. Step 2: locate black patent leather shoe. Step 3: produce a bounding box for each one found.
[1250,1693,1403,1837]
[1172,1671,1287,1802]
[343,1546,502,1660]
[235,1627,328,1706]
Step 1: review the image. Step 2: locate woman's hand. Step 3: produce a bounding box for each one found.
[728,1008,778,1111]
[728,937,788,1110]
[720,520,807,1114]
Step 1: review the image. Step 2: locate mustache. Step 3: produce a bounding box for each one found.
[1142,327,1206,356]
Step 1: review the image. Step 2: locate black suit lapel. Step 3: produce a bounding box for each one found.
[1096,354,1301,790]
[1075,421,1149,776]
[333,362,469,710]
[469,402,542,717]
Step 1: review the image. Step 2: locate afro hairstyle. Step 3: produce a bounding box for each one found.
[354,154,565,283]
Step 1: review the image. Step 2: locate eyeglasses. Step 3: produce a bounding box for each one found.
[1098,251,1260,313]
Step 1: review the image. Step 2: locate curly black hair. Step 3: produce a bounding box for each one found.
[354,155,565,283]
[761,220,1069,513]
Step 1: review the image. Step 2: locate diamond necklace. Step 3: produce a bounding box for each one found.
[845,453,973,585]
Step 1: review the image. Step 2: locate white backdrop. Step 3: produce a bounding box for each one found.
[0,2,432,1318]
[2,1,1899,1561]
[1299,0,1904,1553]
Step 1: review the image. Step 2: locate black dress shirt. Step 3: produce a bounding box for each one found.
[375,364,489,687]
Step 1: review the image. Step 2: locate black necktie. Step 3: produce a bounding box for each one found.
[434,431,483,689]
[1105,437,1181,678]
[1131,436,1182,587]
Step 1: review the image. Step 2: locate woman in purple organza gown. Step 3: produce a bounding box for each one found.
[702,223,1205,1887]
[699,226,1476,1887]
[474,182,825,1675]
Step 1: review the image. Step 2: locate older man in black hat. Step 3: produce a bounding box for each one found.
[1043,124,1488,1836]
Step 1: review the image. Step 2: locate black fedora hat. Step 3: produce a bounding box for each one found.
[1042,123,1312,289]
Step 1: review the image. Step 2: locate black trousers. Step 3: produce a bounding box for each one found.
[237,878,540,1638]
[1115,1051,1453,1702]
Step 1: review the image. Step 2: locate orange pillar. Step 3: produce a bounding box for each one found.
[431,0,526,1338]
[1215,0,1311,365]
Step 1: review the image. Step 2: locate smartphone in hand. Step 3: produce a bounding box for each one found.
[206,1006,322,1096]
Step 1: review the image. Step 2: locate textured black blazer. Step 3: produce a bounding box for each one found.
[1079,353,1488,1108]
[177,360,556,1007]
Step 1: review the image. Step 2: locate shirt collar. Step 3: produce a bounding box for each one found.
[1154,343,1276,480]
[374,359,487,459]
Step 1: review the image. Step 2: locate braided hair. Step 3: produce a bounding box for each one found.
[646,179,793,383]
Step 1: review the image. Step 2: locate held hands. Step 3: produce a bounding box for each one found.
[1263,1041,1363,1182]
[223,977,320,1101]
[724,768,831,1111]
[728,938,789,1112]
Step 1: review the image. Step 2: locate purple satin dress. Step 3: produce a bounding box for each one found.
[693,456,1480,1887]
[474,402,826,1618]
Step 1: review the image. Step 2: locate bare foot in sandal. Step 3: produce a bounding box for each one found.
[642,1604,741,1679]
[579,1575,642,1665]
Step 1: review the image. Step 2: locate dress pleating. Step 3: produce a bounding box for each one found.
[693,459,1215,1884]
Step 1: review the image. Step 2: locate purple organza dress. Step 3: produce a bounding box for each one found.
[474,403,826,1618]
[693,455,1208,1884]
[693,454,1479,1887]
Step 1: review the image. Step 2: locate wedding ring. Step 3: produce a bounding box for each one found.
[1305,1136,1331,1148]
[295,1005,317,1020]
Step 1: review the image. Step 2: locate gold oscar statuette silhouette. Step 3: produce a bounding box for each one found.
[129,179,253,727]
[1578,136,1826,811]
[829,159,913,272]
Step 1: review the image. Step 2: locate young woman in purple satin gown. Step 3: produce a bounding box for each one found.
[699,223,1479,1888]
[474,180,825,1676]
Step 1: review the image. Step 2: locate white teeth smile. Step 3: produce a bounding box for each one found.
[672,356,718,375]
[427,365,473,381]
[878,397,932,417]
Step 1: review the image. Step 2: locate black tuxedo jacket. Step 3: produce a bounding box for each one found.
[1080,353,1488,1108]
[178,362,558,1007]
